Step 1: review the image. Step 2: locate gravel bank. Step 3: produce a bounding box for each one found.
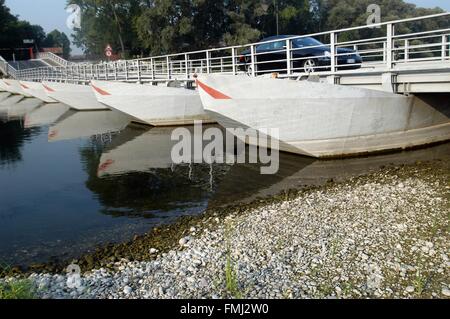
[2,160,449,299]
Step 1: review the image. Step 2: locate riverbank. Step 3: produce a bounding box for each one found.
[1,159,449,299]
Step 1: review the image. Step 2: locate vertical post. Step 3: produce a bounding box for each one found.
[250,45,256,77]
[151,58,155,81]
[137,59,141,83]
[404,39,409,63]
[114,62,118,80]
[386,23,394,70]
[166,56,171,79]
[125,60,129,81]
[330,32,337,73]
[286,39,292,75]
[383,42,387,63]
[105,64,108,81]
[232,47,236,75]
[185,53,189,79]
[442,35,447,60]
[206,51,211,74]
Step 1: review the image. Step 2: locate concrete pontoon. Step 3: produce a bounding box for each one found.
[197,75,450,158]
[19,81,58,103]
[1,79,32,97]
[91,80,213,126]
[42,81,108,111]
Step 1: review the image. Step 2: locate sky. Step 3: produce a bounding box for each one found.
[4,0,450,56]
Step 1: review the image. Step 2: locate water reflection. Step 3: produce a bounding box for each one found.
[23,103,70,129]
[0,98,42,121]
[0,120,41,166]
[0,101,448,267]
[48,109,130,142]
[82,125,232,218]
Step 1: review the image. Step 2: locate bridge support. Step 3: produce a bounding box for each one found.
[381,72,397,93]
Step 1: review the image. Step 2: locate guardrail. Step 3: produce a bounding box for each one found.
[0,56,18,78]
[36,52,71,67]
[15,12,450,84]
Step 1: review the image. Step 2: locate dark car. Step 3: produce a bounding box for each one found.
[239,35,362,74]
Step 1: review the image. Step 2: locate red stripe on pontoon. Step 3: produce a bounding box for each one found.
[91,84,111,96]
[20,83,30,89]
[98,159,114,172]
[3,81,10,86]
[196,80,231,100]
[43,84,55,92]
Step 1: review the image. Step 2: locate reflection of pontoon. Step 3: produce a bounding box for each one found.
[19,81,57,103]
[0,95,24,107]
[23,103,70,128]
[0,98,43,120]
[209,143,450,207]
[48,110,131,142]
[91,80,213,126]
[0,92,11,103]
[42,81,108,111]
[97,124,225,177]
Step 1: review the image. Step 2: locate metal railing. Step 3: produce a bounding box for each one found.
[36,52,72,67]
[13,12,450,84]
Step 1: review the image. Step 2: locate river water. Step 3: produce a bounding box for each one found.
[0,100,448,267]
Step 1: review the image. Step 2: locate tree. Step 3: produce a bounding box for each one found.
[68,0,142,58]
[42,30,72,59]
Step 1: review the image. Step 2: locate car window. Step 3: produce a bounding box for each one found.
[273,41,285,50]
[256,42,273,51]
[294,37,324,48]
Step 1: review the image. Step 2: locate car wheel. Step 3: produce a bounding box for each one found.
[303,59,316,73]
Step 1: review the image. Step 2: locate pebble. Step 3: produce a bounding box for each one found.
[1,163,447,300]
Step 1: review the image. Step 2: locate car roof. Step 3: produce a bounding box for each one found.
[260,35,298,42]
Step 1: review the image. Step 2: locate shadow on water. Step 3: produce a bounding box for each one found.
[0,104,449,267]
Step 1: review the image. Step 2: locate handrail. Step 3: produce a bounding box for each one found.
[13,12,450,83]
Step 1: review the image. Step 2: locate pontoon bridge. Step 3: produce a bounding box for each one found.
[0,13,449,94]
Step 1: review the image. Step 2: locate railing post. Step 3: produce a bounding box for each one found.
[105,64,108,81]
[137,59,141,83]
[166,56,171,79]
[386,23,394,70]
[286,39,292,75]
[232,47,237,75]
[125,60,129,81]
[442,35,447,60]
[330,32,337,73]
[250,45,256,77]
[151,59,155,81]
[185,53,189,79]
[206,51,211,74]
[114,62,118,81]
[404,40,409,63]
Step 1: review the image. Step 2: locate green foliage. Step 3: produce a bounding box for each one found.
[0,279,36,299]
[224,221,242,298]
[43,30,72,59]
[0,0,71,59]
